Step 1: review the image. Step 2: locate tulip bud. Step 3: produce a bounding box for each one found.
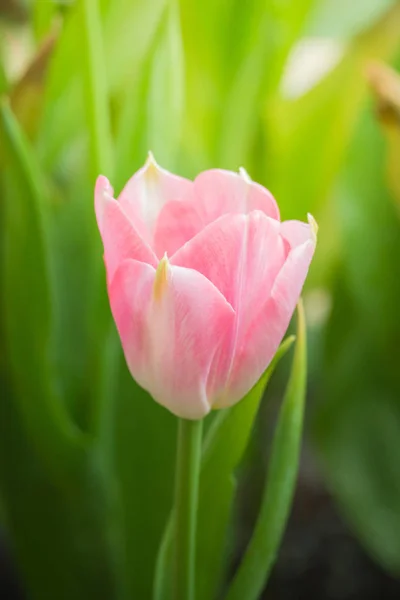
[95,156,316,419]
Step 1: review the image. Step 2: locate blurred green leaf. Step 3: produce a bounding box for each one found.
[177,0,317,174]
[177,0,231,170]
[115,0,184,188]
[0,99,85,482]
[269,0,400,222]
[0,49,8,95]
[33,0,57,41]
[79,0,119,451]
[225,303,307,600]
[147,0,185,167]
[315,103,400,573]
[80,0,113,179]
[0,99,125,599]
[306,0,397,38]
[154,336,295,600]
[38,0,166,170]
[115,358,177,600]
[0,373,126,600]
[218,0,316,169]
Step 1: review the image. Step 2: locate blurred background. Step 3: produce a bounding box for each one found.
[1,0,400,599]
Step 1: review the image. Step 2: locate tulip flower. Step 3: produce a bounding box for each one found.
[95,153,316,420]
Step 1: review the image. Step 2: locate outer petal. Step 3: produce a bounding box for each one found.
[171,211,286,399]
[95,175,114,234]
[118,153,193,247]
[154,169,280,257]
[108,258,235,419]
[95,176,158,282]
[218,238,315,408]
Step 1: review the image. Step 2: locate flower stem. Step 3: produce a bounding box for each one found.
[174,418,203,600]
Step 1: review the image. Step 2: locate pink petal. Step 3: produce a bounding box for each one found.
[117,154,193,248]
[95,176,158,282]
[94,175,114,234]
[280,219,314,250]
[153,198,201,258]
[108,258,235,419]
[154,169,280,257]
[171,211,286,399]
[217,239,315,408]
[194,169,280,221]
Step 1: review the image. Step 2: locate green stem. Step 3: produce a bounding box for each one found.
[174,418,203,600]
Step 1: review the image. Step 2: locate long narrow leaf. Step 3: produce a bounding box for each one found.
[225,301,307,600]
[78,0,119,445]
[33,0,57,41]
[218,0,316,169]
[80,0,113,178]
[0,100,85,483]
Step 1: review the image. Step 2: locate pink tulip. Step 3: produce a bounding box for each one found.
[95,154,316,419]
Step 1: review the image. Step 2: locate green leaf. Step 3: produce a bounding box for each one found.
[33,0,57,41]
[305,0,397,38]
[314,102,400,574]
[217,0,317,169]
[0,374,125,600]
[115,0,185,188]
[225,301,307,600]
[79,0,118,449]
[0,99,85,483]
[0,48,8,95]
[80,0,114,179]
[154,336,295,600]
[147,0,184,167]
[115,360,177,600]
[37,0,166,170]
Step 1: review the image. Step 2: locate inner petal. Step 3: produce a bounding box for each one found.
[154,168,280,257]
[117,155,193,246]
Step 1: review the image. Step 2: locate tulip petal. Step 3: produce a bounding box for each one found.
[217,239,315,408]
[118,154,193,247]
[153,197,202,258]
[154,169,280,257]
[171,211,286,399]
[95,176,158,282]
[108,258,235,419]
[94,175,115,234]
[280,219,314,249]
[194,169,280,221]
